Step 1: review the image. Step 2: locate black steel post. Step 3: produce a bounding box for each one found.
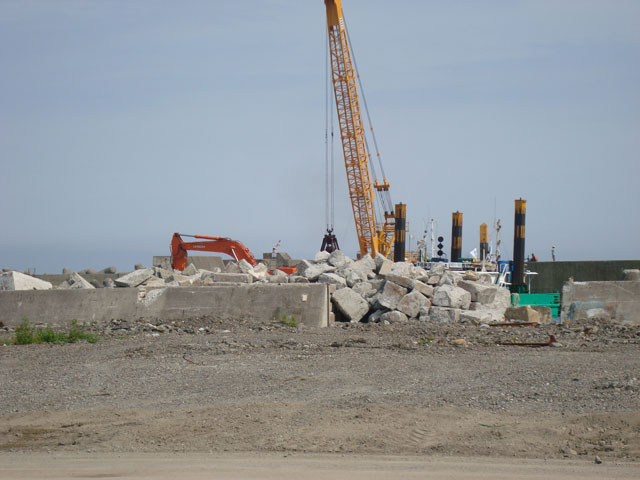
[393,203,406,262]
[451,211,463,262]
[480,222,489,261]
[511,199,527,293]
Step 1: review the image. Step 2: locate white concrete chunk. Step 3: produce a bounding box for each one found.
[397,290,430,318]
[57,272,95,290]
[378,281,408,310]
[114,268,155,287]
[0,271,52,291]
[331,287,370,323]
[432,284,471,309]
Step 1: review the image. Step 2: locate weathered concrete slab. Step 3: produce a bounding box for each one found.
[56,272,95,290]
[0,284,331,328]
[562,280,640,325]
[331,287,369,323]
[115,269,154,287]
[0,271,52,291]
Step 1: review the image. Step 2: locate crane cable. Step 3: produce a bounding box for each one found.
[324,31,336,231]
[344,18,394,217]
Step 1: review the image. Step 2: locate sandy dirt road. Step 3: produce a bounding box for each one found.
[1,453,639,480]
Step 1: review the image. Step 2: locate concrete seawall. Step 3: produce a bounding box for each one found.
[0,284,331,328]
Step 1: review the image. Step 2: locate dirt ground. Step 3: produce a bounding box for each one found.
[1,316,638,475]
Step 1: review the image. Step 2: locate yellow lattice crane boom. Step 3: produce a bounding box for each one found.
[324,0,394,258]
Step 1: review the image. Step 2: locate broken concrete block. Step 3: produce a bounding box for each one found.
[134,264,144,270]
[57,272,95,290]
[182,263,199,276]
[374,253,388,271]
[317,272,347,287]
[331,287,370,323]
[505,305,540,323]
[457,280,510,309]
[142,277,167,287]
[390,262,415,278]
[237,259,254,275]
[268,273,289,284]
[413,280,434,298]
[341,266,367,287]
[383,273,414,289]
[623,269,640,281]
[380,310,408,324]
[249,263,269,281]
[103,278,116,288]
[328,250,351,268]
[0,271,53,291]
[294,260,313,277]
[430,306,461,323]
[354,255,376,274]
[460,310,492,325]
[101,266,117,274]
[427,275,440,285]
[438,271,460,286]
[377,258,393,276]
[429,262,446,275]
[114,268,155,287]
[154,267,174,280]
[211,273,252,284]
[303,263,336,281]
[532,306,553,324]
[432,284,471,310]
[378,281,409,310]
[225,262,242,274]
[314,251,331,263]
[396,290,430,318]
[352,281,378,299]
[62,267,71,275]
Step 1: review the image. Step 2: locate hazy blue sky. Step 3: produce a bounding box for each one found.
[1,0,639,273]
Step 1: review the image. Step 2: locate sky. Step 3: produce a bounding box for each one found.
[1,0,639,274]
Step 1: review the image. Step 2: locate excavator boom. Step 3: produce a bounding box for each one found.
[171,232,257,271]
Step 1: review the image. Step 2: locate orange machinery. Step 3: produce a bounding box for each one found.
[170,233,296,274]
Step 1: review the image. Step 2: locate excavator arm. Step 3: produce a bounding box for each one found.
[171,233,257,271]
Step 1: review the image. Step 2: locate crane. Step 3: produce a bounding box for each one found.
[324,0,395,258]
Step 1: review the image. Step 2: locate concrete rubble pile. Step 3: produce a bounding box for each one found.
[297,250,511,324]
[1,251,514,325]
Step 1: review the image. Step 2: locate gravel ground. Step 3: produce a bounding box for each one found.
[1,317,639,461]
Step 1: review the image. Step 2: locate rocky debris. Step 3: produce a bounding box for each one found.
[101,266,117,274]
[62,267,71,274]
[134,264,144,270]
[57,272,95,290]
[103,278,116,288]
[0,271,53,291]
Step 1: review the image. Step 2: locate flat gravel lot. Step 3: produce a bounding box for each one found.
[1,318,639,464]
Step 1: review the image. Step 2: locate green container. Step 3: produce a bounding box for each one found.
[512,293,560,318]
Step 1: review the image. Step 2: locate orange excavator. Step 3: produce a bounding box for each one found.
[170,233,296,274]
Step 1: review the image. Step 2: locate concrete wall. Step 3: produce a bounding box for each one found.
[526,260,640,294]
[0,284,331,328]
[561,280,640,325]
